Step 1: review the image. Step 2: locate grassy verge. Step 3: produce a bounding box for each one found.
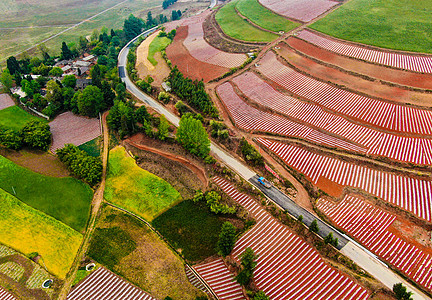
[148,36,171,66]
[215,0,278,43]
[236,0,299,33]
[0,106,44,131]
[78,137,101,157]
[309,0,432,53]
[104,146,182,221]
[0,188,82,279]
[0,155,93,232]
[153,200,229,262]
[88,205,206,299]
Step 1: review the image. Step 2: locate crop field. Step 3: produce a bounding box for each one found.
[201,177,369,300]
[215,1,278,43]
[152,200,227,262]
[236,0,299,33]
[216,82,366,152]
[309,0,432,54]
[257,138,432,223]
[87,205,204,299]
[105,146,182,221]
[0,106,44,131]
[297,30,432,73]
[258,0,338,22]
[49,112,101,152]
[257,52,432,136]
[229,71,432,165]
[0,155,93,232]
[0,286,16,300]
[318,195,432,291]
[148,36,171,66]
[77,137,101,157]
[0,188,82,279]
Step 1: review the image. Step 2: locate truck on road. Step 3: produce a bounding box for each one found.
[258,176,272,188]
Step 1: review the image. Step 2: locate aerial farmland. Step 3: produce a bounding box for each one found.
[0,0,431,299]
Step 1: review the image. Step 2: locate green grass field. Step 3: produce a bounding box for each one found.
[148,36,171,66]
[0,106,44,131]
[78,137,101,157]
[236,0,299,33]
[309,0,432,54]
[152,200,228,262]
[0,155,93,232]
[104,146,182,221]
[0,188,82,279]
[215,0,278,43]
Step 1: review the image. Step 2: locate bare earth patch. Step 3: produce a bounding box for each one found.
[0,94,15,111]
[136,31,158,77]
[49,112,101,152]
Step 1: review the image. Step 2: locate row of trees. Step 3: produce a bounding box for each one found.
[0,121,51,151]
[56,144,102,186]
[168,67,218,117]
[239,138,264,167]
[193,190,236,215]
[162,0,177,9]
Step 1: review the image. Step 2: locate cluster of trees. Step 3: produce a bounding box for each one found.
[324,232,339,248]
[239,138,264,167]
[210,120,229,140]
[236,247,258,286]
[162,0,177,9]
[309,219,319,233]
[124,12,169,42]
[0,121,51,151]
[193,190,236,215]
[168,67,218,117]
[176,114,210,158]
[217,222,237,257]
[393,283,412,300]
[56,144,102,186]
[171,10,182,21]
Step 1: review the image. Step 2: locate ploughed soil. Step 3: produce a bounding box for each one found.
[0,148,69,177]
[135,31,170,87]
[286,37,432,93]
[276,43,432,108]
[203,12,262,53]
[166,26,229,82]
[124,133,208,199]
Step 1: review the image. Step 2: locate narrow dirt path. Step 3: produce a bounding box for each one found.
[124,139,208,187]
[57,111,109,300]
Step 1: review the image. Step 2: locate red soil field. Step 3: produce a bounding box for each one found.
[166,26,229,82]
[276,43,431,106]
[286,36,432,92]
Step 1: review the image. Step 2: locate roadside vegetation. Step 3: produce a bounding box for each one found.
[215,0,278,43]
[0,120,51,151]
[236,0,299,33]
[148,34,172,66]
[88,205,206,299]
[105,146,182,221]
[0,188,82,279]
[0,106,43,131]
[0,155,93,232]
[309,0,432,53]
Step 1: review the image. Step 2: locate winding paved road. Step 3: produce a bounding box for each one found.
[118,26,430,300]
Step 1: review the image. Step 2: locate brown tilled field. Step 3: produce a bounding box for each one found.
[0,94,15,110]
[49,112,101,152]
[285,37,432,91]
[275,43,432,107]
[166,26,229,82]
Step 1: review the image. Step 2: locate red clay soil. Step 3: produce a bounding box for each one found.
[276,43,432,107]
[125,136,208,187]
[316,176,344,198]
[286,37,432,92]
[166,26,229,82]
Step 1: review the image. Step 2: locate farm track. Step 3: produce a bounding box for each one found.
[66,267,156,300]
[211,177,369,300]
[318,195,432,293]
[298,29,432,73]
[57,112,109,300]
[257,137,432,223]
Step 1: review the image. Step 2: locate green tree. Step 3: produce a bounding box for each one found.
[107,100,136,138]
[6,56,21,75]
[62,75,77,89]
[0,128,23,150]
[90,64,102,88]
[393,283,413,300]
[217,222,237,257]
[100,81,115,111]
[49,67,63,77]
[309,219,319,233]
[0,69,13,90]
[176,114,210,158]
[157,115,170,140]
[45,80,63,104]
[21,121,51,150]
[124,14,145,41]
[253,291,270,300]
[78,85,103,117]
[236,247,258,286]
[324,232,334,244]
[61,42,73,60]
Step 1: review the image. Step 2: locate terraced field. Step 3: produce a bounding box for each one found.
[318,195,432,291]
[257,138,432,222]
